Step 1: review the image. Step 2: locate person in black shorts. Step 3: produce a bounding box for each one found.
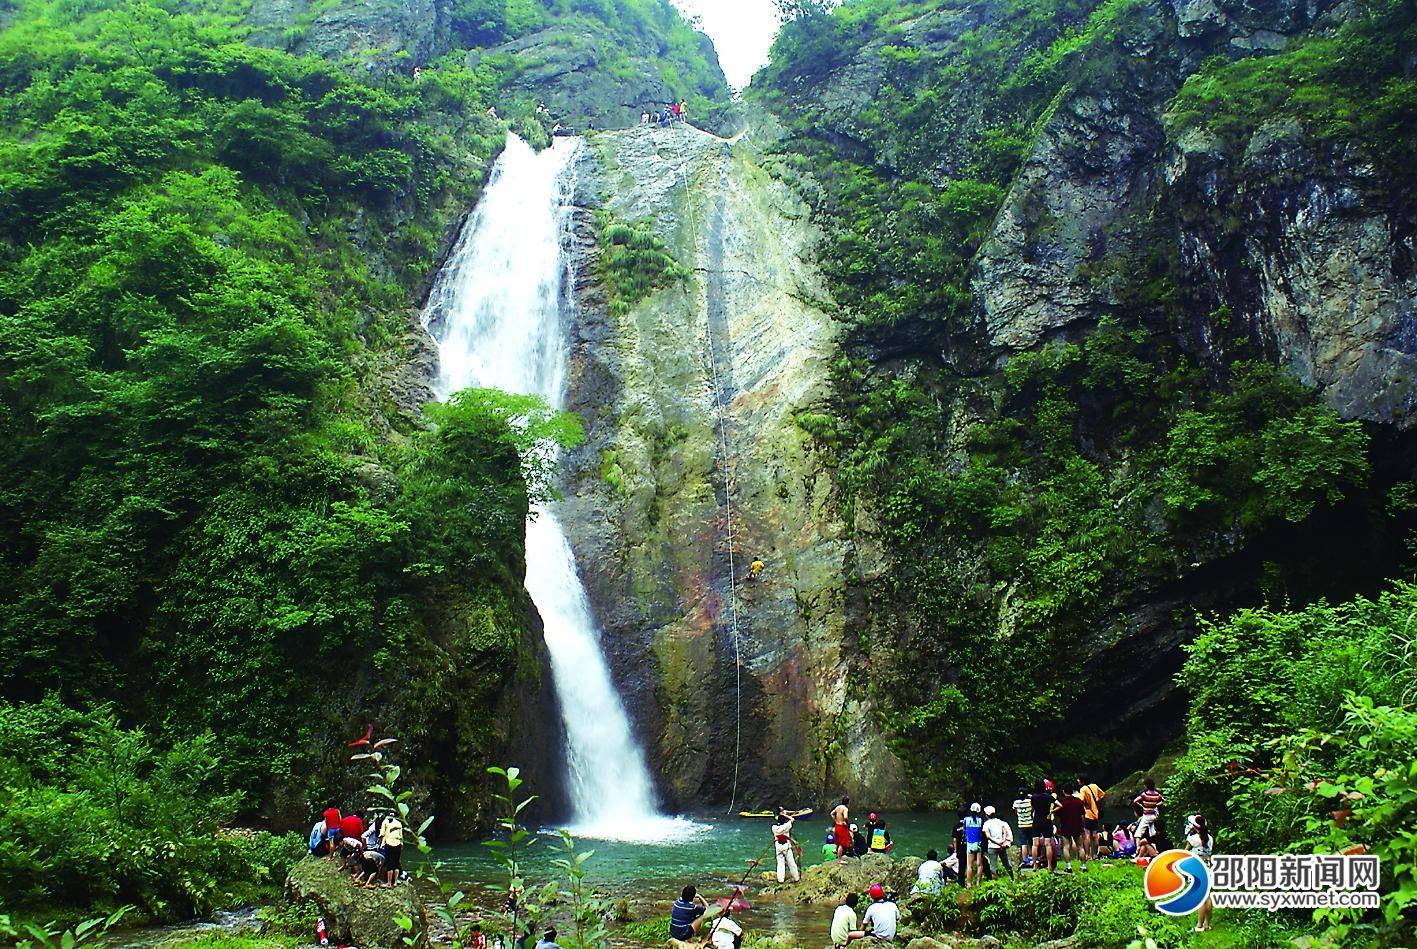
[1029,780,1056,872]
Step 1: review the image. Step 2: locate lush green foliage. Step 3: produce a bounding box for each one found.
[907,863,1305,947]
[757,0,1410,803]
[803,308,1378,794]
[1168,583,1417,943]
[595,211,689,317]
[439,0,732,127]
[755,0,1147,328]
[1167,0,1417,182]
[0,0,577,825]
[0,700,305,924]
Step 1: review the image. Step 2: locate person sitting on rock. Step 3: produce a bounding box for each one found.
[669,884,709,942]
[865,812,892,853]
[850,822,869,858]
[308,814,332,857]
[830,893,866,947]
[914,848,945,894]
[861,884,899,942]
[706,913,743,949]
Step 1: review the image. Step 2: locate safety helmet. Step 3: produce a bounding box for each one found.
[869,884,884,900]
[868,812,878,821]
[969,802,982,813]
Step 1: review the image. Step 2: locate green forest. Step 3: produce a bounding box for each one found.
[0,0,610,927]
[1,0,1415,943]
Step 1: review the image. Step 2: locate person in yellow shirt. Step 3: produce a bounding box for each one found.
[748,559,764,579]
[1078,776,1106,862]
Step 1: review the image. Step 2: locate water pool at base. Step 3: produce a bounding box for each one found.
[427,812,963,943]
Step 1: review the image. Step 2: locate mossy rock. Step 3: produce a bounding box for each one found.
[760,852,923,905]
[285,855,429,948]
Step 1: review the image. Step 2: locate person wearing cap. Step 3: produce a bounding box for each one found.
[962,803,985,887]
[982,805,1015,879]
[865,812,892,854]
[771,808,800,883]
[861,883,899,941]
[850,822,869,858]
[830,893,866,946]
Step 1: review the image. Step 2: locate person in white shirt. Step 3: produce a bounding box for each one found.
[913,848,945,894]
[830,894,865,946]
[982,805,1015,879]
[1185,814,1215,933]
[861,884,899,941]
[771,808,800,882]
[707,915,742,949]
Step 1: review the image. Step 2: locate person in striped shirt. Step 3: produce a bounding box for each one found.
[1132,777,1165,845]
[1011,787,1034,868]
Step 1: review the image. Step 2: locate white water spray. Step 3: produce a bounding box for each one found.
[424,134,699,842]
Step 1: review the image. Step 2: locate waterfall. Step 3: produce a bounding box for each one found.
[423,134,697,842]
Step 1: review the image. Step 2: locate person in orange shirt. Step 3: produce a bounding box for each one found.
[1078,775,1106,860]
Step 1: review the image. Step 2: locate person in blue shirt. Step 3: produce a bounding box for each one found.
[669,885,708,942]
[962,803,986,887]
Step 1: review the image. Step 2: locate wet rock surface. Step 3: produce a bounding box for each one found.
[558,124,907,808]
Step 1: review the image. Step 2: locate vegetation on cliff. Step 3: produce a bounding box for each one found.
[1167,583,1417,942]
[261,0,735,132]
[1166,0,1417,183]
[0,0,581,836]
[595,211,690,317]
[756,0,1415,802]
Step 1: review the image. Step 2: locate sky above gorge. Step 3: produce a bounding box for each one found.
[672,0,783,89]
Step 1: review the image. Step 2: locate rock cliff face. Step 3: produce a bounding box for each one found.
[974,0,1414,428]
[555,0,1412,803]
[241,0,733,133]
[1169,123,1416,427]
[557,124,909,807]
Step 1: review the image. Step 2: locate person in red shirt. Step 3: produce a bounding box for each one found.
[340,813,365,845]
[1054,782,1087,872]
[321,806,342,859]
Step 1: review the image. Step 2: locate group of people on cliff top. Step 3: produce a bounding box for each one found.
[642,100,688,127]
[308,804,406,889]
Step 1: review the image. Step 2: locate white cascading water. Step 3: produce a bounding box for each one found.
[424,134,697,841]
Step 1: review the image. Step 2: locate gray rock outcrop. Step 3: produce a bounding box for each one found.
[286,855,430,948]
[557,124,908,806]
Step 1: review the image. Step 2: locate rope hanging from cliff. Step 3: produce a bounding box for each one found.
[680,134,744,816]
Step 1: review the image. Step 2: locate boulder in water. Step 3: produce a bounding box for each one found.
[761,853,923,904]
[285,855,429,948]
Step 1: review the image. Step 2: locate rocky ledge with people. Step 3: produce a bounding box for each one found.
[286,853,430,948]
[757,851,923,905]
